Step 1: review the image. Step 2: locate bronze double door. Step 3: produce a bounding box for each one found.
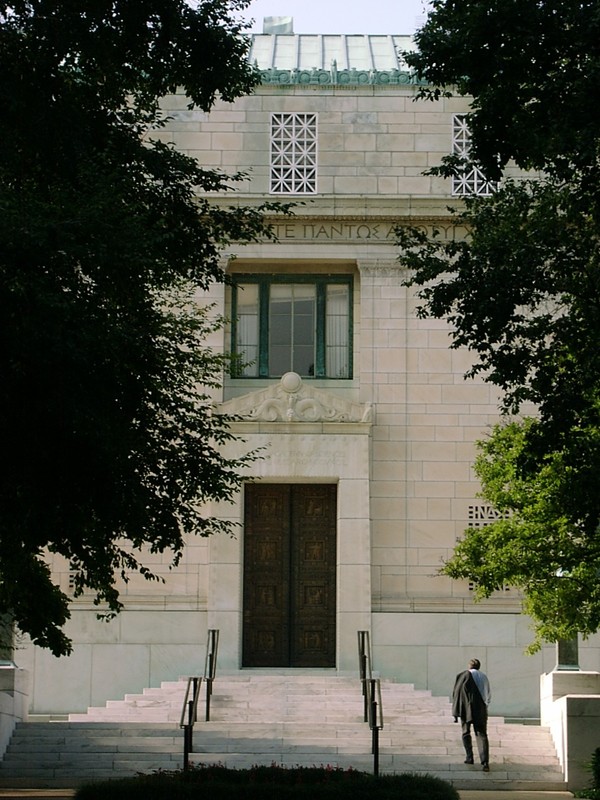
[242,484,337,667]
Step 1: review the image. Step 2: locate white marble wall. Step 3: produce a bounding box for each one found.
[541,671,600,790]
[19,81,600,718]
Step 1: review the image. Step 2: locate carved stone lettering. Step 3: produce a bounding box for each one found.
[267,220,465,243]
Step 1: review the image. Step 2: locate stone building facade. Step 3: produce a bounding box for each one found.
[18,26,600,718]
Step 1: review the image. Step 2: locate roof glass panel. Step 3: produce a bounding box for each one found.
[322,36,346,69]
[344,36,372,70]
[297,36,322,69]
[247,34,415,73]
[272,35,298,69]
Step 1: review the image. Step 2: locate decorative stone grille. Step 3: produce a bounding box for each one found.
[466,504,513,593]
[68,570,85,594]
[270,113,317,194]
[451,114,497,197]
[467,503,506,528]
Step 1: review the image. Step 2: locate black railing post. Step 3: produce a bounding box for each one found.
[372,723,379,776]
[183,727,188,770]
[204,629,219,722]
[358,632,382,777]
[192,676,200,719]
[205,661,212,722]
[358,630,371,723]
[370,678,379,776]
[188,693,195,752]
[361,652,369,721]
[180,674,203,771]
[183,700,194,770]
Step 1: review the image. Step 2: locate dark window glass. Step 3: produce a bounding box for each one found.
[232,275,352,379]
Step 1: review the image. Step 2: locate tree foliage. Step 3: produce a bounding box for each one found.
[407,0,600,180]
[0,0,283,656]
[448,418,600,650]
[401,0,600,647]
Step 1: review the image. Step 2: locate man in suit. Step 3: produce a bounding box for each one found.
[452,658,491,772]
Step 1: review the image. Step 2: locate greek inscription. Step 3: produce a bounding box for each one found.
[278,223,397,241]
[269,221,464,242]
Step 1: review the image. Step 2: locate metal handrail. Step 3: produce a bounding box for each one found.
[357,630,372,723]
[366,677,384,776]
[179,676,202,770]
[179,628,220,769]
[358,631,384,776]
[203,628,219,722]
[366,677,384,730]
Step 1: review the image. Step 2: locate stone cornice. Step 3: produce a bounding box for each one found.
[204,194,466,223]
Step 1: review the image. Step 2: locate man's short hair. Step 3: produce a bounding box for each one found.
[469,658,481,670]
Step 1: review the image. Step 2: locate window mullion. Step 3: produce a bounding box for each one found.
[348,280,354,380]
[231,285,239,376]
[258,280,270,377]
[315,282,326,377]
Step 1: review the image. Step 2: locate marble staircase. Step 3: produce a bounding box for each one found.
[0,673,567,790]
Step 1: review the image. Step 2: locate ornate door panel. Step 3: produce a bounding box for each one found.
[243,484,291,667]
[243,484,337,667]
[290,485,337,667]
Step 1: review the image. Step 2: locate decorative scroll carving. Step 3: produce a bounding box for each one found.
[219,372,372,424]
[260,67,427,87]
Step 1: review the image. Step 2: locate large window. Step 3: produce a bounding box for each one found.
[451,114,497,197]
[270,113,318,194]
[231,275,352,379]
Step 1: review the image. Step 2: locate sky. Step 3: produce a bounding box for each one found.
[238,0,431,35]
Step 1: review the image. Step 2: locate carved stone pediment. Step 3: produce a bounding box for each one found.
[219,372,372,424]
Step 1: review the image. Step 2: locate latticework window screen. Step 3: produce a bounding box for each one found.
[270,113,317,194]
[452,115,497,197]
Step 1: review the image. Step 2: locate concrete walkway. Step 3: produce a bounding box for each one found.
[0,780,577,798]
[0,793,75,799]
[0,792,570,798]
[459,792,574,799]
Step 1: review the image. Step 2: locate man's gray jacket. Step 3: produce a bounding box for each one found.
[452,670,487,727]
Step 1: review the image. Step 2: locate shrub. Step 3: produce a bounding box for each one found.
[593,748,600,789]
[574,747,600,799]
[75,764,459,800]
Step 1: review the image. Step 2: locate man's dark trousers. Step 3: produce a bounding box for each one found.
[461,717,489,764]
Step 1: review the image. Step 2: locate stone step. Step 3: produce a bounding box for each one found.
[68,677,382,723]
[185,753,566,791]
[0,675,567,791]
[0,723,183,787]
